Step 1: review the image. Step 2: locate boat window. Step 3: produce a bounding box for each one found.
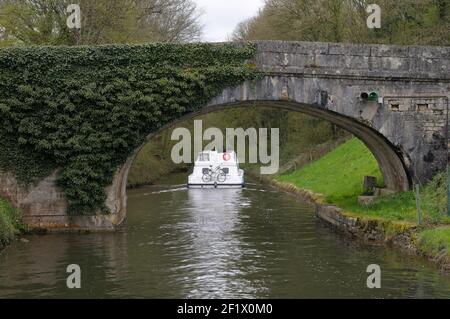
[198,153,210,161]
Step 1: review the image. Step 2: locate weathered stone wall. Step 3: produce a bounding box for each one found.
[252,41,449,78]
[208,41,449,187]
[0,170,117,231]
[1,40,448,231]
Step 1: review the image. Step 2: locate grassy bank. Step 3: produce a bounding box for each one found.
[278,138,383,207]
[277,138,450,268]
[418,227,450,265]
[278,138,448,223]
[0,197,23,249]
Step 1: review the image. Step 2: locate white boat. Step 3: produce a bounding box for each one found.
[188,150,244,188]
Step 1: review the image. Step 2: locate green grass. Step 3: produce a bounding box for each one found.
[277,138,449,224]
[342,191,417,221]
[0,197,23,247]
[278,138,383,205]
[418,227,450,263]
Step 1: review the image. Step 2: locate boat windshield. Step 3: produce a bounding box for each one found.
[198,153,210,162]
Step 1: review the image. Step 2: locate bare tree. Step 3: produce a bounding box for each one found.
[231,18,254,41]
[135,0,202,42]
[231,0,449,45]
[0,0,203,46]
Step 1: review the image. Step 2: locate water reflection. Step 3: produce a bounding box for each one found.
[1,177,450,298]
[0,231,130,298]
[180,189,262,298]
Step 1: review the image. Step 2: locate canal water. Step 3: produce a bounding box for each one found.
[1,176,450,298]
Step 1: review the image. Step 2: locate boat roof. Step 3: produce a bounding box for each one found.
[198,150,236,154]
[195,150,238,164]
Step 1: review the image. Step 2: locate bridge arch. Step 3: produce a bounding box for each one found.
[3,40,447,231]
[108,97,411,227]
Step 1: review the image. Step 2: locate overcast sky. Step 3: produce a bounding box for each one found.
[193,0,265,42]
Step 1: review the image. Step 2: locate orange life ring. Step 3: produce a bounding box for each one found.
[223,153,231,161]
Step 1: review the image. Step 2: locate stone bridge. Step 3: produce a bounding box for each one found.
[1,41,449,231]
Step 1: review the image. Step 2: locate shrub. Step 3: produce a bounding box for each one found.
[0,43,259,214]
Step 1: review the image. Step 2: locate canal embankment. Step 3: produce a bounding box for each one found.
[260,138,450,272]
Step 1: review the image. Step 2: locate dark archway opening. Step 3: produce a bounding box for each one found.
[113,101,411,226]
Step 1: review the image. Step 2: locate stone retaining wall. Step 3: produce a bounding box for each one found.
[266,179,450,272]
